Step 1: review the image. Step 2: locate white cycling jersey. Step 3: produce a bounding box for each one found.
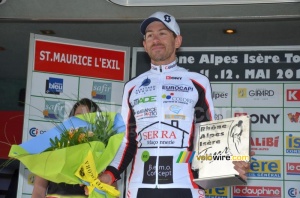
[107,61,214,196]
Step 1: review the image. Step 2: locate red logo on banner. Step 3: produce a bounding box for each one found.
[34,40,126,81]
[286,162,300,175]
[233,186,281,197]
[287,89,300,101]
[234,112,248,117]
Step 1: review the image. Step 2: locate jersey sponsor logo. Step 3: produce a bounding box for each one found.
[248,158,281,178]
[134,107,157,120]
[286,134,300,153]
[169,105,181,114]
[142,156,173,184]
[166,76,182,80]
[91,81,112,102]
[131,96,156,107]
[287,89,300,101]
[164,114,185,120]
[233,186,281,197]
[45,77,63,95]
[162,84,193,92]
[164,62,176,70]
[287,112,300,123]
[135,77,156,95]
[43,100,65,120]
[162,93,195,105]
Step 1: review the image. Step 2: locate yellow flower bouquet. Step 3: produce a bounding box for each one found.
[8,112,125,198]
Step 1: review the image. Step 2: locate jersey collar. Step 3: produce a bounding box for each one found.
[150,61,178,73]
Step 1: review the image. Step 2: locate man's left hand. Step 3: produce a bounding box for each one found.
[232,151,255,181]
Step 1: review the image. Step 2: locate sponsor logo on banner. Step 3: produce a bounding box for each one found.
[235,112,280,124]
[287,112,300,123]
[45,77,63,95]
[286,162,300,175]
[248,158,281,178]
[212,91,229,100]
[238,88,275,99]
[287,89,300,101]
[288,187,300,198]
[162,84,193,92]
[251,136,279,151]
[29,127,46,137]
[233,186,281,198]
[91,81,112,102]
[286,134,300,154]
[43,100,65,120]
[205,187,228,198]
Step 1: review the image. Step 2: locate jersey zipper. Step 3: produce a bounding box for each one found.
[155,66,163,188]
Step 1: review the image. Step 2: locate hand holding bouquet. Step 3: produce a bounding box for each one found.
[8,112,124,198]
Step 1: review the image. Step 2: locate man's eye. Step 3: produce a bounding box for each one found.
[146,34,153,39]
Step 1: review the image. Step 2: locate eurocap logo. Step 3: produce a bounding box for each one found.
[45,77,63,95]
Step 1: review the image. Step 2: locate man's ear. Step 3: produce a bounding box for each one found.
[175,35,182,49]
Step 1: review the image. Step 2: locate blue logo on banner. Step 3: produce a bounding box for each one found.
[45,77,63,95]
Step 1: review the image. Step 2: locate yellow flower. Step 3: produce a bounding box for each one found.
[78,133,86,142]
[87,131,94,137]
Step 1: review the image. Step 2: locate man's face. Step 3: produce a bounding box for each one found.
[143,21,182,65]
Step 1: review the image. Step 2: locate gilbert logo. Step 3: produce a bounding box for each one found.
[287,89,300,101]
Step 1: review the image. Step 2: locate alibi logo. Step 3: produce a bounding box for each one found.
[91,82,112,102]
[45,77,63,95]
[43,100,65,120]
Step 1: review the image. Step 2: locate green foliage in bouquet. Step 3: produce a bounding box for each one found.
[45,112,117,151]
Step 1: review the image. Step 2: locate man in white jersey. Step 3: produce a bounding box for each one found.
[93,11,252,198]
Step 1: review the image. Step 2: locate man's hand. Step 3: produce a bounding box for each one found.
[233,151,255,181]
